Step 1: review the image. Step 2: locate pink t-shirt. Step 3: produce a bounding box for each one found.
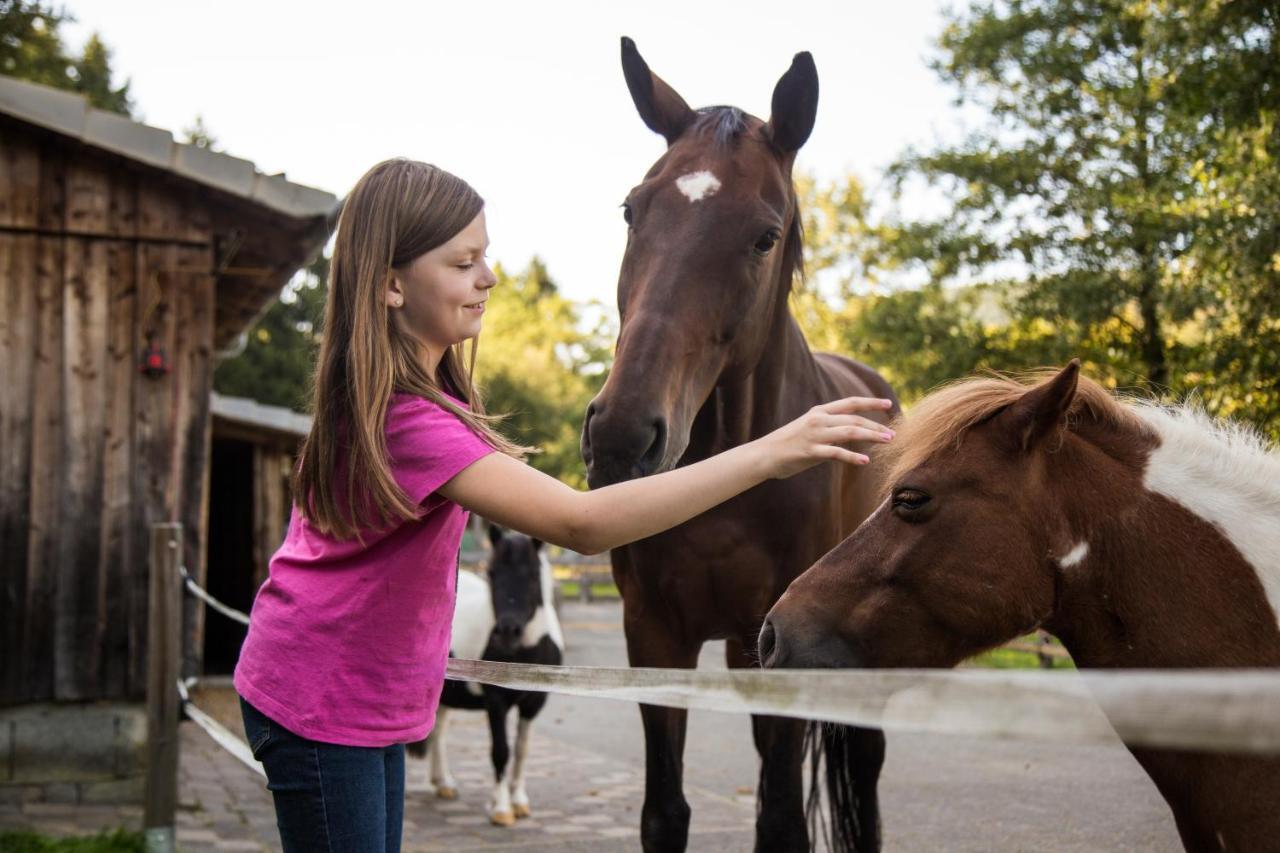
[233,391,495,747]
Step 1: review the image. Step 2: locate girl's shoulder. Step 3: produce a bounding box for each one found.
[385,391,495,505]
[386,391,483,449]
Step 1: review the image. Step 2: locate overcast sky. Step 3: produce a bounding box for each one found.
[64,1,960,309]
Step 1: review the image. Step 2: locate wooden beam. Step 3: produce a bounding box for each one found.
[143,522,181,852]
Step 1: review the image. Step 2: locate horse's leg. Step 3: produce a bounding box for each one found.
[726,637,809,853]
[625,612,700,853]
[485,692,515,826]
[509,715,534,818]
[428,709,459,799]
[509,689,547,819]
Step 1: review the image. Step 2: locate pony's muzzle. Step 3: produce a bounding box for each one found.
[758,611,864,670]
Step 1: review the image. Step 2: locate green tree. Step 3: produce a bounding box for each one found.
[476,258,612,488]
[181,114,219,150]
[213,253,328,412]
[876,0,1279,434]
[0,1,133,115]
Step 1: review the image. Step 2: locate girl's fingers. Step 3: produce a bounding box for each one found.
[814,412,895,435]
[822,446,871,465]
[821,396,894,415]
[826,426,893,444]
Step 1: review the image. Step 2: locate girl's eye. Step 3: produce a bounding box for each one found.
[457,262,474,270]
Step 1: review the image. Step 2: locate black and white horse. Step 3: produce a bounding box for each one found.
[411,525,564,825]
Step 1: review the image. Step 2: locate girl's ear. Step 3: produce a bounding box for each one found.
[386,271,405,308]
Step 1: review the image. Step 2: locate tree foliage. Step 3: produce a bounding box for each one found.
[793,1,1278,438]
[0,1,133,114]
[213,254,612,487]
[474,259,612,488]
[213,254,328,413]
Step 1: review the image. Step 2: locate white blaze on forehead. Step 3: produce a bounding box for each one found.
[1058,541,1089,568]
[1137,404,1280,629]
[675,170,722,202]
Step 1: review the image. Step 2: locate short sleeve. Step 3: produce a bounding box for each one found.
[385,395,496,507]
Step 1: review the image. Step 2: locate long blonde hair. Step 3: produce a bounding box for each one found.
[294,158,529,539]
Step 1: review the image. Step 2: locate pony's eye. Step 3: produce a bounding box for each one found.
[892,489,932,515]
[753,229,781,255]
[621,203,634,227]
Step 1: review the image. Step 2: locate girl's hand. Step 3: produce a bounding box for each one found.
[757,397,895,480]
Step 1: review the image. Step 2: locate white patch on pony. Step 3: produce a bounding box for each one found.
[521,553,565,650]
[451,570,495,696]
[675,170,721,202]
[1137,404,1280,629]
[1058,541,1089,568]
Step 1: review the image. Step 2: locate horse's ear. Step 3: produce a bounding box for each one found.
[487,522,503,547]
[531,538,544,553]
[621,36,695,144]
[999,360,1081,452]
[766,51,819,154]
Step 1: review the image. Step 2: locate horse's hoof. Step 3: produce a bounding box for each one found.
[513,803,531,818]
[490,810,516,827]
[435,786,458,800]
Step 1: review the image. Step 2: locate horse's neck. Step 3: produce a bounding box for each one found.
[1045,426,1280,670]
[689,310,822,456]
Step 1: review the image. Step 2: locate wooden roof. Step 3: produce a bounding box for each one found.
[0,76,339,349]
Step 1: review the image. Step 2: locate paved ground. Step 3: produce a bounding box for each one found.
[1,600,1183,851]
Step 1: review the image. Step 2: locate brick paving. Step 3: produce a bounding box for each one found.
[0,688,756,851]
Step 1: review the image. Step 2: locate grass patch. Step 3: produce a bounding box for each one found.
[969,646,1074,669]
[557,581,620,600]
[0,829,145,852]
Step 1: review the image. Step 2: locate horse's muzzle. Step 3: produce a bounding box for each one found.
[581,399,669,488]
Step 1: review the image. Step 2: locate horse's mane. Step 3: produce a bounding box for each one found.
[689,106,806,292]
[877,370,1145,489]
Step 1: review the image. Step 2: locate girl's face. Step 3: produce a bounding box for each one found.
[388,211,496,368]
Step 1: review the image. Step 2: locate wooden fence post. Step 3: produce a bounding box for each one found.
[144,523,182,853]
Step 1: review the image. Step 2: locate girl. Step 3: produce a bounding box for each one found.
[233,158,894,852]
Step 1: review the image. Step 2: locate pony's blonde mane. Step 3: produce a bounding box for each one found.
[877,369,1145,490]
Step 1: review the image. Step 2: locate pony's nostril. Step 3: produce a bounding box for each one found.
[758,619,778,667]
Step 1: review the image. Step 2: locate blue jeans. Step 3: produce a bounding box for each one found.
[239,696,405,853]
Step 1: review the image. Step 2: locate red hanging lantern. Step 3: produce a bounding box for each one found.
[139,334,170,378]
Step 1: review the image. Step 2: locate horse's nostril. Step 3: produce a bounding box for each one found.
[758,619,777,667]
[637,417,667,475]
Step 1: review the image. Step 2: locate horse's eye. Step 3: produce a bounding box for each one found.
[622,203,634,227]
[892,489,932,516]
[753,229,781,255]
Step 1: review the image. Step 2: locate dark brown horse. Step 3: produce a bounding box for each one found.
[580,38,899,853]
[762,362,1280,852]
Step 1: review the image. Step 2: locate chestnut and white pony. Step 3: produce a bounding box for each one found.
[763,362,1280,852]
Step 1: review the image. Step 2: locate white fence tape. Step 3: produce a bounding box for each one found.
[172,561,1280,756]
[446,658,1280,755]
[179,565,250,626]
[176,678,265,777]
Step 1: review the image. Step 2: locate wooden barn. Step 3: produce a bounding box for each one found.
[203,392,310,675]
[0,76,336,802]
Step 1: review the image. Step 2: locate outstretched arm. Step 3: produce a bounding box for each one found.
[438,396,894,555]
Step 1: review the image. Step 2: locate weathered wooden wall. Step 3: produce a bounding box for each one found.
[0,125,214,705]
